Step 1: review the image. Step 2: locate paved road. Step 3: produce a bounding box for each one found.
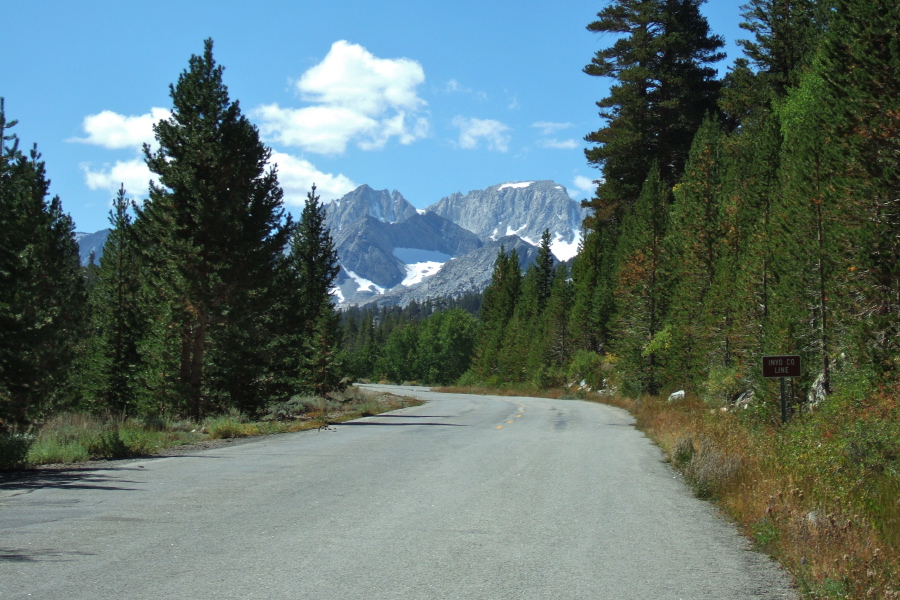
[1,386,796,599]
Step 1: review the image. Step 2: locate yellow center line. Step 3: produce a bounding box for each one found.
[506,420,515,423]
[515,414,522,418]
[495,425,503,429]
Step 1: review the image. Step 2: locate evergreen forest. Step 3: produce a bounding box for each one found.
[459,0,900,419]
[1,40,344,428]
[2,0,899,423]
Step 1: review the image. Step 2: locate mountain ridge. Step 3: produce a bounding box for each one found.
[77,179,589,309]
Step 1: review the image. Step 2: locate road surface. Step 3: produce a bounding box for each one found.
[0,385,796,599]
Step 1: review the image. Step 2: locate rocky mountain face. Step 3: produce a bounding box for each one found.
[326,180,586,308]
[332,212,483,290]
[426,180,588,262]
[75,229,111,265]
[371,236,539,308]
[325,185,418,234]
[76,180,588,309]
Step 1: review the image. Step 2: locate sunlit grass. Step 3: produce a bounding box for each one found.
[0,387,423,470]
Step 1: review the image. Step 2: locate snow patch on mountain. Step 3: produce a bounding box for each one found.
[498,181,534,190]
[551,231,581,262]
[401,262,444,286]
[346,270,385,294]
[505,224,531,240]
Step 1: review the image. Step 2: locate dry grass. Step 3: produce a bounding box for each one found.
[3,388,423,470]
[590,390,899,600]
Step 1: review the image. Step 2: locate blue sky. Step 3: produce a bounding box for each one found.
[3,0,746,233]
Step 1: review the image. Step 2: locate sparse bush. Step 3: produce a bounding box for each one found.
[263,395,321,421]
[682,435,740,499]
[672,434,695,467]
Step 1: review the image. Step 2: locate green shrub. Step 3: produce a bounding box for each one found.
[86,427,132,459]
[567,350,605,390]
[27,438,89,464]
[701,365,744,407]
[0,433,33,470]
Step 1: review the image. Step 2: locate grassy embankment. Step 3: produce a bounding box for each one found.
[439,382,899,600]
[0,387,422,470]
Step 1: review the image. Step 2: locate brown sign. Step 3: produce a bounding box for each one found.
[762,355,801,378]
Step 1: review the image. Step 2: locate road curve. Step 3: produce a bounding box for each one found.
[1,386,796,599]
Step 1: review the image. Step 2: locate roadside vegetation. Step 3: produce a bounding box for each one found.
[0,388,422,470]
[602,389,899,600]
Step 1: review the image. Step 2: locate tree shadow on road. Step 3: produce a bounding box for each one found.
[0,547,95,562]
[0,466,148,493]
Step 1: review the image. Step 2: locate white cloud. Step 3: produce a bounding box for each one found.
[256,104,377,154]
[79,152,355,208]
[532,121,573,136]
[538,138,579,150]
[269,151,356,206]
[298,40,425,115]
[255,41,429,154]
[71,108,170,149]
[571,175,597,198]
[446,79,468,93]
[82,159,156,197]
[452,117,511,152]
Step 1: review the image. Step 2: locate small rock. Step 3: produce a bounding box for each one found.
[668,390,685,403]
[734,390,754,410]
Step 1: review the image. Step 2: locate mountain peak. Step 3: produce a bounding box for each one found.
[325,185,418,232]
[426,180,587,261]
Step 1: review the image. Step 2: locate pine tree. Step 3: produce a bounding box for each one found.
[770,66,856,398]
[576,0,724,373]
[737,0,831,97]
[583,0,725,225]
[283,184,343,396]
[289,185,340,337]
[609,164,669,394]
[0,99,86,427]
[816,0,900,378]
[82,186,147,413]
[501,233,555,383]
[135,40,292,417]
[469,247,521,382]
[662,116,726,388]
[529,264,573,386]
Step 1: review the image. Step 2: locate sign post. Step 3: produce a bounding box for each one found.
[762,355,801,424]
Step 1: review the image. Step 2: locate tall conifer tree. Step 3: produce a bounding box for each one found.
[136,40,291,417]
[284,185,342,395]
[0,100,86,426]
[83,186,147,413]
[583,0,724,224]
[610,164,668,394]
